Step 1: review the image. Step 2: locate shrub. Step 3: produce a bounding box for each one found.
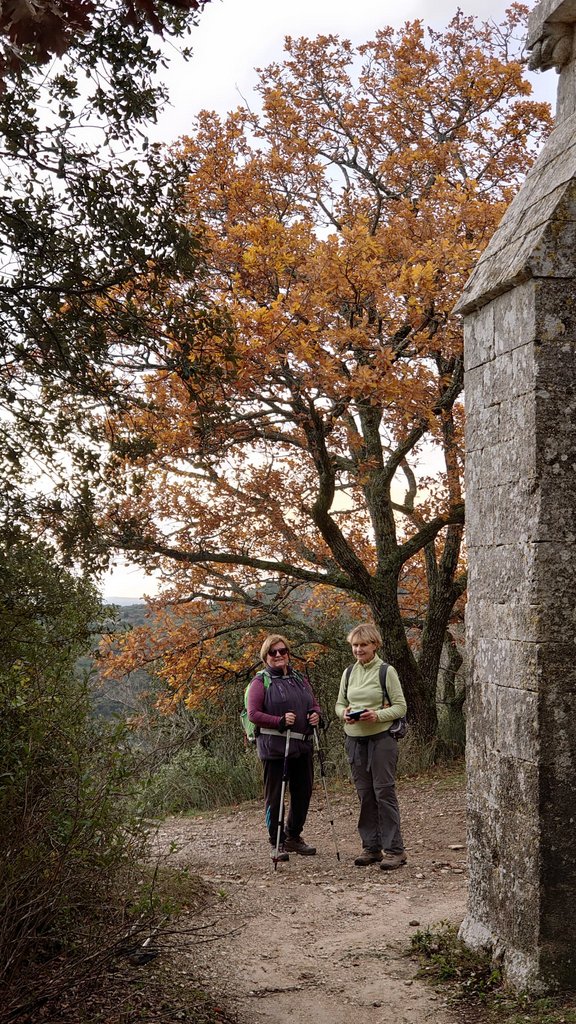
[0,539,147,1008]
[139,746,263,815]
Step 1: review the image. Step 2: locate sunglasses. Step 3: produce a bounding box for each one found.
[268,646,289,657]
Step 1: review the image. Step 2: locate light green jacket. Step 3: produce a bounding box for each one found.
[335,655,407,737]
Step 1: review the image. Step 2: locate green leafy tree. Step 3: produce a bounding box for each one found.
[0,0,219,563]
[0,2,221,1012]
[0,0,208,71]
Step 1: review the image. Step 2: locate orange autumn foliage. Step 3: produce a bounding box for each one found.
[100,8,551,739]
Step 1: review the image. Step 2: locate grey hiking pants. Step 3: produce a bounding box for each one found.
[345,731,404,855]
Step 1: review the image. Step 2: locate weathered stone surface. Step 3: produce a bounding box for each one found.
[556,49,576,120]
[536,642,576,691]
[494,282,539,357]
[468,544,533,603]
[527,0,576,108]
[528,0,576,40]
[539,693,576,763]
[527,4,576,122]
[472,637,538,690]
[467,597,544,644]
[459,0,576,989]
[463,301,495,371]
[464,791,541,948]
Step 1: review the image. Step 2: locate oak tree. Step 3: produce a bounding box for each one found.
[100,7,551,739]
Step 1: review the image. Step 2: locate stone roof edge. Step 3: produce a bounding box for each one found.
[454,111,576,316]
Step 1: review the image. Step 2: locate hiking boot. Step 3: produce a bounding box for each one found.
[379,851,407,871]
[271,845,289,863]
[354,849,383,866]
[284,836,316,856]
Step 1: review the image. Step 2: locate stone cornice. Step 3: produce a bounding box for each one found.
[455,112,576,315]
[527,0,576,72]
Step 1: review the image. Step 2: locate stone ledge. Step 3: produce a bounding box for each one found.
[455,114,576,315]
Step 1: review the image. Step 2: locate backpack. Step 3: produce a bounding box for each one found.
[240,670,271,744]
[344,662,408,740]
[240,667,310,743]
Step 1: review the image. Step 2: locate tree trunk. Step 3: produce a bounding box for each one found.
[370,584,438,743]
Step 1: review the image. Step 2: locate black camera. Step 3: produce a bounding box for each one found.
[347,709,367,721]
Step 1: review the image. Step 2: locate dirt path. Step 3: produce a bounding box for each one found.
[153,768,467,1024]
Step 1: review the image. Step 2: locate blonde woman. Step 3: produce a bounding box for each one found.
[248,634,321,861]
[336,623,407,870]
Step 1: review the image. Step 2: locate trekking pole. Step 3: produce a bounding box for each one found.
[273,729,291,871]
[313,726,340,861]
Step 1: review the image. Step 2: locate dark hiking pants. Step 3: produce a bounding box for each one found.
[263,753,314,845]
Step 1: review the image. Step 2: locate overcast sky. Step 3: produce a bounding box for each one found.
[152,0,556,140]
[102,0,557,601]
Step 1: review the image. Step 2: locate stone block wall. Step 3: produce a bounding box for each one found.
[462,275,576,989]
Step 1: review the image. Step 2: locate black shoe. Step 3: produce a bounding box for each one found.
[271,845,289,863]
[284,836,316,856]
[354,849,383,866]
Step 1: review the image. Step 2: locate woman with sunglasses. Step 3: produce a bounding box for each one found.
[247,634,321,861]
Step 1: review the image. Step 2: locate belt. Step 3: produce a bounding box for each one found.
[260,727,310,741]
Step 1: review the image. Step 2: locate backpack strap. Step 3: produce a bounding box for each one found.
[260,667,309,690]
[344,662,390,706]
[290,667,311,689]
[261,667,309,687]
[379,663,390,706]
[243,670,272,717]
[343,664,353,703]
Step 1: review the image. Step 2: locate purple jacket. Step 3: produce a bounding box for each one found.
[247,665,321,759]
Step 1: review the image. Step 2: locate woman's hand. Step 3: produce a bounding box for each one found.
[359,709,379,723]
[284,711,297,727]
[308,712,319,727]
[344,707,379,723]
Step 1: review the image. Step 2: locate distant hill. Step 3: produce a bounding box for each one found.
[86,601,152,718]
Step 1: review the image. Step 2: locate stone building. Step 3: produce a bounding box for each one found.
[455,0,576,991]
